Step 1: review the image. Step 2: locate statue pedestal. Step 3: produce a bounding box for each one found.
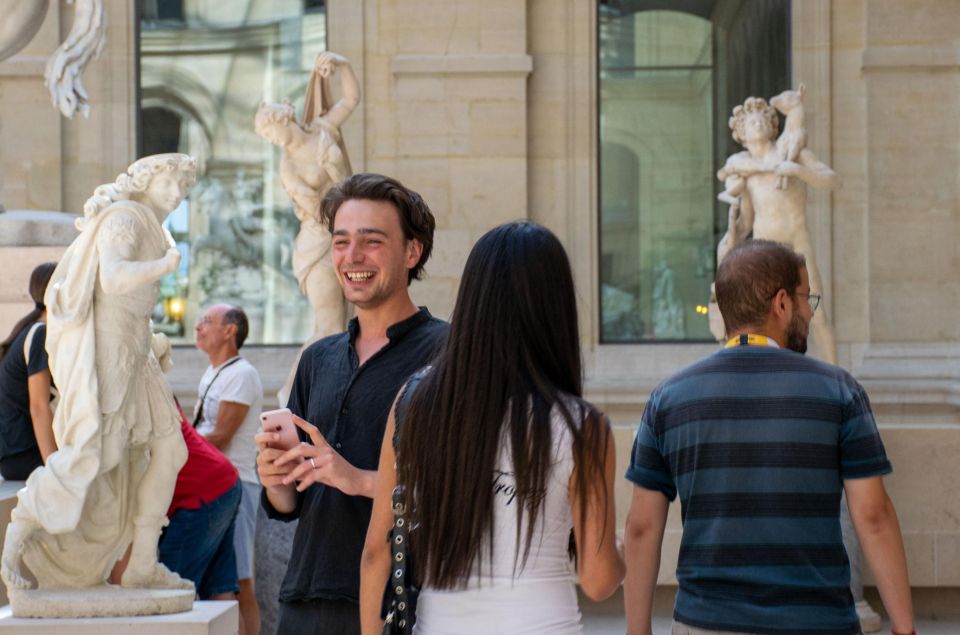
[0,600,236,634]
[8,587,194,618]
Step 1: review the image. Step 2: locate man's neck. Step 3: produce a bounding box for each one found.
[355,295,419,342]
[207,346,240,368]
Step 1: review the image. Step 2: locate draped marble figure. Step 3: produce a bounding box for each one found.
[1,154,196,601]
[255,51,360,344]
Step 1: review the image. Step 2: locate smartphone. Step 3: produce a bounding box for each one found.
[259,408,301,452]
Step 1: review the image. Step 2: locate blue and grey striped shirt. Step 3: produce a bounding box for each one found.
[626,345,891,635]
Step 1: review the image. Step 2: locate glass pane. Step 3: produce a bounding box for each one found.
[600,68,715,342]
[139,0,326,344]
[598,1,790,343]
[601,8,712,70]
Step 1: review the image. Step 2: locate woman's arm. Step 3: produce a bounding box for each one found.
[570,416,625,601]
[27,369,56,461]
[360,407,399,635]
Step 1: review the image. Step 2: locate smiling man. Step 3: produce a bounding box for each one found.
[623,239,913,635]
[255,173,448,634]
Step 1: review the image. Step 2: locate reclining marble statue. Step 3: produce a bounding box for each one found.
[0,154,198,617]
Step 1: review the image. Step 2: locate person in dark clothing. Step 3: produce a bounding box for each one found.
[256,173,447,635]
[0,263,58,480]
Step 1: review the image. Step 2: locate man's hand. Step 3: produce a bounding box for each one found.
[255,430,298,488]
[255,429,299,514]
[274,415,376,498]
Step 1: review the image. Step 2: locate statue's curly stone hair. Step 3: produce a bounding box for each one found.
[82,153,197,222]
[729,97,780,146]
[254,100,299,137]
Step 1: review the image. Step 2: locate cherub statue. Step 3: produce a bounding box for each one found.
[714,92,841,363]
[255,51,360,344]
[1,154,197,612]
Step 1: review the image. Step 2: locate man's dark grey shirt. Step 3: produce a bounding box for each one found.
[262,307,447,604]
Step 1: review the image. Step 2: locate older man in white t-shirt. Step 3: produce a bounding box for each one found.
[195,303,263,635]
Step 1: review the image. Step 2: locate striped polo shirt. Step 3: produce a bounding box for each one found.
[626,345,891,635]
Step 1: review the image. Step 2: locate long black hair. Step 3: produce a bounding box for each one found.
[397,222,609,589]
[0,262,57,360]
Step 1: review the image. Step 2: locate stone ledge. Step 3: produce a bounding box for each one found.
[0,56,46,78]
[391,54,533,77]
[168,345,297,410]
[0,211,79,247]
[862,45,960,71]
[854,343,960,409]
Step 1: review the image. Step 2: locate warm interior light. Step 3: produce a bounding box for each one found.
[166,297,186,321]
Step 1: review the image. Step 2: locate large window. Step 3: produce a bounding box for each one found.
[599,0,790,342]
[138,0,326,344]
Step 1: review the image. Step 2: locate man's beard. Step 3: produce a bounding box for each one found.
[785,310,808,354]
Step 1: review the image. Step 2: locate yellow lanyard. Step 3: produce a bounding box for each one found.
[725,334,780,349]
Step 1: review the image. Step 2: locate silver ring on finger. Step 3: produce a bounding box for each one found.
[310,457,317,470]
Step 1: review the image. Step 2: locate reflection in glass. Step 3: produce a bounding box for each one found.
[598,1,790,343]
[139,0,326,344]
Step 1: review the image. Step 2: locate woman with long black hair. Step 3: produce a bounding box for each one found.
[0,262,58,480]
[360,222,624,634]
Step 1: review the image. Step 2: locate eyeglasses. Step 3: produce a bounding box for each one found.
[797,292,821,312]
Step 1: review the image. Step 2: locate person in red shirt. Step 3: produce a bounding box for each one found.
[161,402,243,602]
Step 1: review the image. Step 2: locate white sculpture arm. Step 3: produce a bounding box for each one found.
[44,0,107,119]
[718,152,771,180]
[775,148,842,191]
[315,52,361,129]
[97,214,178,295]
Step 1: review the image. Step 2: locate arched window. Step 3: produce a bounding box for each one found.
[598,0,790,342]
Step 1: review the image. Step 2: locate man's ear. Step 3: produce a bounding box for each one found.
[771,288,791,320]
[405,239,424,269]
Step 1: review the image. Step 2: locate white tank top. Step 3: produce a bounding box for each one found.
[414,404,583,635]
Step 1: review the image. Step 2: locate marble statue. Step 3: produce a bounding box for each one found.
[0,0,49,62]
[714,89,841,363]
[652,260,684,339]
[255,51,359,341]
[0,0,106,118]
[256,51,360,399]
[0,154,197,617]
[45,0,107,119]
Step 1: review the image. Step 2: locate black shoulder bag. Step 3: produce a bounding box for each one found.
[381,369,428,635]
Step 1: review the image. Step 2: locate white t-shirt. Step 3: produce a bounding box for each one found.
[414,405,582,635]
[195,357,263,484]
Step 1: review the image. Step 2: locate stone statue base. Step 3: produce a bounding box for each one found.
[9,586,193,618]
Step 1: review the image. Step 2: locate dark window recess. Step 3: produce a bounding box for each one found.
[141,107,182,156]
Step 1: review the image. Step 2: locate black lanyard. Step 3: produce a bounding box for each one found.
[192,357,242,428]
